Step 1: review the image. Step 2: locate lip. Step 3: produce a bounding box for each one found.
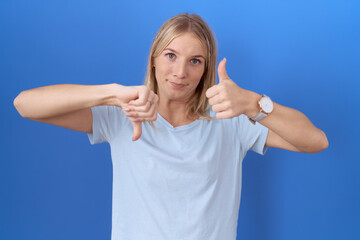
[169,81,187,89]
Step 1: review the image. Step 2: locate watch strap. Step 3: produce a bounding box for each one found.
[249,112,267,125]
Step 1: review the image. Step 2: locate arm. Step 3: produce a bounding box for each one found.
[14,84,119,133]
[13,84,158,139]
[13,83,137,119]
[247,93,329,153]
[206,58,329,154]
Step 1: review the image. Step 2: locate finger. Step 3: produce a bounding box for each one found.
[139,100,157,118]
[147,101,158,121]
[154,93,159,104]
[147,99,157,116]
[148,91,157,104]
[127,91,157,111]
[139,102,158,121]
[215,111,233,119]
[130,86,150,106]
[218,58,230,83]
[131,121,142,141]
[143,112,158,121]
[205,85,220,98]
[212,102,230,113]
[208,94,224,106]
[127,101,152,112]
[151,105,158,121]
[124,102,157,119]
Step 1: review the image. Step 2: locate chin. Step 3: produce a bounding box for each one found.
[167,94,187,102]
[159,82,196,102]
[165,91,191,102]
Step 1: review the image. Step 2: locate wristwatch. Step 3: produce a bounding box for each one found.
[249,95,274,124]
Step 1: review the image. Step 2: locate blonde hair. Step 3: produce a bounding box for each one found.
[144,13,217,120]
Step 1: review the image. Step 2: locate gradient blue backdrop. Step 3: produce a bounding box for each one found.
[1,0,359,239]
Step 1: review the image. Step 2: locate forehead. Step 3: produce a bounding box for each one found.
[165,32,206,57]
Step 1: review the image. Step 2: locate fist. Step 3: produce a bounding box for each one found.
[206,58,256,119]
[119,85,158,141]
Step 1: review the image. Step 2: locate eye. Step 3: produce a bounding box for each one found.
[191,59,201,64]
[166,53,175,59]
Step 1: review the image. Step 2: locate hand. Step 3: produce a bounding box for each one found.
[206,58,259,119]
[117,85,158,141]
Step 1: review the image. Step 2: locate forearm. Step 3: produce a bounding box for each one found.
[246,92,328,153]
[14,83,119,119]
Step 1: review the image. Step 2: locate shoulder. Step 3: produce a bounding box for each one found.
[92,105,125,118]
[91,105,130,128]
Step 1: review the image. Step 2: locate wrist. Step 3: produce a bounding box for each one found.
[245,91,261,118]
[100,83,126,107]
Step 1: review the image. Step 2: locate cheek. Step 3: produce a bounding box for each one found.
[155,62,171,80]
[191,67,205,85]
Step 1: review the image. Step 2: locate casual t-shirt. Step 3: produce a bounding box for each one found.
[88,105,268,240]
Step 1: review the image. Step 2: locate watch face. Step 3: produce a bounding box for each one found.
[260,97,274,113]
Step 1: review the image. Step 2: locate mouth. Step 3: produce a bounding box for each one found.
[169,81,187,89]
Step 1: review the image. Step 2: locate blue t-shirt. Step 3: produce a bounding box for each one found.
[88,105,268,240]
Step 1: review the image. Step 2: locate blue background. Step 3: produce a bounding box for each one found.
[1,0,359,239]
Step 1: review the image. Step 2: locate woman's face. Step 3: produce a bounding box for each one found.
[154,32,206,103]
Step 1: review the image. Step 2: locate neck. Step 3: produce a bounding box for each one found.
[158,98,198,127]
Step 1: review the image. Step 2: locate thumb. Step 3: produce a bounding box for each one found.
[217,58,230,83]
[131,121,142,141]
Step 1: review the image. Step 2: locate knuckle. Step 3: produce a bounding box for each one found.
[139,99,147,105]
[219,95,225,102]
[146,101,151,111]
[205,90,211,98]
[226,101,231,108]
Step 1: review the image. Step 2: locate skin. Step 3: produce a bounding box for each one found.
[153,32,206,125]
[206,58,328,153]
[13,32,328,152]
[126,32,328,153]
[124,32,207,139]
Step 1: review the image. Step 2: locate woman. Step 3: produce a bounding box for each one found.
[14,13,328,240]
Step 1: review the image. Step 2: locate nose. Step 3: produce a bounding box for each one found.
[173,60,187,79]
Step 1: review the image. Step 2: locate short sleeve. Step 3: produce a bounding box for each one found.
[234,114,269,155]
[88,105,124,145]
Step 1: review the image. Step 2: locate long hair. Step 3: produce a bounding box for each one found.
[144,13,217,120]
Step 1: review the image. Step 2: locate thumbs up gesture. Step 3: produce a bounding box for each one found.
[118,85,158,141]
[206,58,259,119]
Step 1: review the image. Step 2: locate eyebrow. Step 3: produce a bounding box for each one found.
[164,48,206,60]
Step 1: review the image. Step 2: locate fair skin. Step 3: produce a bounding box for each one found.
[122,33,206,136]
[13,32,328,153]
[13,84,158,140]
[151,32,206,125]
[128,32,328,152]
[206,58,328,153]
